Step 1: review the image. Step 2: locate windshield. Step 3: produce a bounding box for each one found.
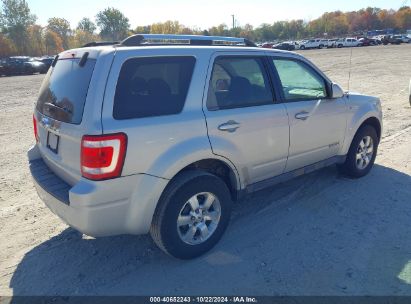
[36,58,96,124]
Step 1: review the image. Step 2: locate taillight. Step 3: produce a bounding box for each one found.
[81,133,127,180]
[33,114,39,142]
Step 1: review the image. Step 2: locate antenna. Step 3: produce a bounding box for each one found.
[347,47,353,94]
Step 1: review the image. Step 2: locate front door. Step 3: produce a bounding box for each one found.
[270,57,347,172]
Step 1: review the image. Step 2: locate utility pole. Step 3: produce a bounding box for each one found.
[231,14,235,29]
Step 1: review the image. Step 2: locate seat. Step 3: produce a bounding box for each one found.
[222,76,253,108]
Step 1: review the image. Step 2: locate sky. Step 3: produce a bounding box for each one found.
[27,0,409,30]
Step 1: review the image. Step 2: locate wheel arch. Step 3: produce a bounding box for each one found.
[167,158,241,201]
[360,117,381,141]
[341,114,382,155]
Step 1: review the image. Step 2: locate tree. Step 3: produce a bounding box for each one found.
[150,20,182,34]
[72,29,98,47]
[378,9,396,29]
[47,17,71,49]
[96,7,129,41]
[44,30,63,55]
[396,6,411,29]
[134,25,151,34]
[0,32,16,56]
[27,24,44,56]
[77,17,96,34]
[0,0,36,54]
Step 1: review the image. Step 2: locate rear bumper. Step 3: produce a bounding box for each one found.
[28,145,169,237]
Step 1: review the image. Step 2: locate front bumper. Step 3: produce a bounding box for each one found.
[29,147,168,237]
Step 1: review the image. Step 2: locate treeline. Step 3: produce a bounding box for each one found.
[1,0,411,57]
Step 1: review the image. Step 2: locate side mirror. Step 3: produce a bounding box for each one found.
[331,83,344,99]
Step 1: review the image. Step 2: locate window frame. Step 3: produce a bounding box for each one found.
[206,55,278,111]
[112,55,196,120]
[268,56,332,103]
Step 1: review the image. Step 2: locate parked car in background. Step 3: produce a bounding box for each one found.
[381,35,402,45]
[0,58,6,76]
[38,57,55,71]
[336,38,361,48]
[2,57,48,76]
[272,42,295,51]
[409,78,411,106]
[299,39,325,49]
[398,35,410,43]
[358,37,377,46]
[327,39,338,48]
[261,42,275,48]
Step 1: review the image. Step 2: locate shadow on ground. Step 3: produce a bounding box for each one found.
[10,165,411,295]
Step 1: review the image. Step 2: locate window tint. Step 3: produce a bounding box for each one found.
[207,57,273,110]
[113,56,195,120]
[36,58,96,124]
[273,59,327,101]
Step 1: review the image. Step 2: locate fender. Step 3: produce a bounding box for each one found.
[339,94,382,155]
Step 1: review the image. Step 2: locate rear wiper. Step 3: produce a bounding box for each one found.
[43,102,73,115]
[51,55,59,67]
[78,52,89,67]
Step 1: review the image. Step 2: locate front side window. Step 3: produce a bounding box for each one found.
[207,57,273,110]
[113,56,195,120]
[272,59,327,101]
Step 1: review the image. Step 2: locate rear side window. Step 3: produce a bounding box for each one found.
[207,57,273,110]
[36,58,96,124]
[113,56,195,120]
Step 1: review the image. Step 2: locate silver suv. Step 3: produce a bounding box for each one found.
[28,34,382,259]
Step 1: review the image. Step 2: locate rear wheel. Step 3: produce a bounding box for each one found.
[338,125,378,178]
[300,45,305,50]
[150,171,233,259]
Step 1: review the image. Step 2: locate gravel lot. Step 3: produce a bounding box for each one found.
[0,45,411,296]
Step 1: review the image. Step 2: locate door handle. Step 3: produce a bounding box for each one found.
[218,120,240,133]
[295,111,310,120]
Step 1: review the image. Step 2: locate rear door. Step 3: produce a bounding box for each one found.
[203,52,289,186]
[269,56,347,172]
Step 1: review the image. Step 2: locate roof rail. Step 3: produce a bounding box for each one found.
[82,41,119,48]
[120,34,257,47]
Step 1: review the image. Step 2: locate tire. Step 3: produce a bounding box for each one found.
[319,44,324,49]
[337,44,343,48]
[338,125,379,178]
[300,45,305,50]
[150,170,233,259]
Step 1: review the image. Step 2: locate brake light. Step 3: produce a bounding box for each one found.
[33,114,39,142]
[81,133,127,180]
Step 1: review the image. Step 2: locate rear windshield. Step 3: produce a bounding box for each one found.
[113,56,195,120]
[36,58,96,124]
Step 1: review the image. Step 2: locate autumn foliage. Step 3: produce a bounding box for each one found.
[1,0,411,57]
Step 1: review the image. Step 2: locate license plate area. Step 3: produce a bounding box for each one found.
[47,132,59,154]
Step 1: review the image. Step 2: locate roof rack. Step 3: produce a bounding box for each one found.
[120,34,257,47]
[82,41,119,48]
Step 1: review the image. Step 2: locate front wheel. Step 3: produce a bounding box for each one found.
[150,171,233,259]
[338,125,378,178]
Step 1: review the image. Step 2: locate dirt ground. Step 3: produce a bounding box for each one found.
[0,44,410,296]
